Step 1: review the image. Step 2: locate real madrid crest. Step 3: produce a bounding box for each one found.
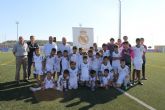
[78,30,89,45]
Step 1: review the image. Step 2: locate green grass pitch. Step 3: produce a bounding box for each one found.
[0,52,165,110]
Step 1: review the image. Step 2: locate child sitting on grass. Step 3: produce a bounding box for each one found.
[100,69,113,89]
[30,72,56,92]
[56,69,69,92]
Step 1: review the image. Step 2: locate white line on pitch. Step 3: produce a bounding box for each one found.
[116,88,156,110]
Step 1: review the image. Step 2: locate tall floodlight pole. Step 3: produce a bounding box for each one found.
[16,21,19,41]
[118,0,122,39]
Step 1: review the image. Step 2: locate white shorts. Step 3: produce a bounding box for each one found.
[133,58,143,70]
[80,75,89,81]
[69,83,78,89]
[133,62,142,70]
[69,78,78,89]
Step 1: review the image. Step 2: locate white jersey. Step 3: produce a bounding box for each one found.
[54,56,62,72]
[112,51,121,68]
[91,57,102,72]
[70,53,79,68]
[101,61,112,73]
[57,75,69,91]
[44,76,55,89]
[61,57,69,73]
[118,65,129,78]
[78,54,83,69]
[89,76,96,81]
[89,76,96,87]
[132,45,145,63]
[46,56,55,73]
[80,62,89,81]
[117,65,129,84]
[103,50,110,57]
[43,42,57,57]
[102,75,110,85]
[69,68,78,89]
[58,43,71,54]
[69,68,78,79]
[33,55,43,75]
[88,56,94,70]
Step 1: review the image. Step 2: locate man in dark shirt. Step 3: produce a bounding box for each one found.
[27,35,39,79]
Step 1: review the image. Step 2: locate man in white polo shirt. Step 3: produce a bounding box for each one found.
[58,37,71,54]
[43,36,57,57]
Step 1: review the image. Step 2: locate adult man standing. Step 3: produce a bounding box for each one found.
[13,36,29,84]
[27,35,39,79]
[43,36,57,57]
[58,37,71,54]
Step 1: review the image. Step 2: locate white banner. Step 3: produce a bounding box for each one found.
[72,27,94,49]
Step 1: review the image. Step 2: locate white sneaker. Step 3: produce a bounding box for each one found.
[30,87,41,92]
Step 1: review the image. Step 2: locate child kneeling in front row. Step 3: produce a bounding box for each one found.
[114,59,130,90]
[30,71,56,92]
[56,69,70,92]
[100,69,114,89]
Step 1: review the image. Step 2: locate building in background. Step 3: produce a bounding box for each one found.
[154,45,165,53]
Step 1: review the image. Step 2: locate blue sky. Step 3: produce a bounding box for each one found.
[0,0,165,47]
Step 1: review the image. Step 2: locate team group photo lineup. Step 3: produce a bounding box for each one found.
[12,35,147,92]
[1,0,165,109]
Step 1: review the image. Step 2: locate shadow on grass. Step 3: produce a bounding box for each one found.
[60,87,123,110]
[0,81,124,110]
[0,80,38,104]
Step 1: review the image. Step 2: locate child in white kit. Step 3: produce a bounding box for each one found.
[78,48,83,62]
[45,48,56,78]
[112,45,121,74]
[70,46,79,69]
[30,72,55,92]
[56,69,70,91]
[115,59,130,90]
[91,52,102,79]
[42,72,56,90]
[33,48,44,84]
[102,43,110,57]
[61,50,70,74]
[68,61,78,89]
[132,38,145,85]
[88,49,94,71]
[54,51,62,77]
[79,55,90,86]
[89,70,97,91]
[100,69,113,89]
[100,56,113,76]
